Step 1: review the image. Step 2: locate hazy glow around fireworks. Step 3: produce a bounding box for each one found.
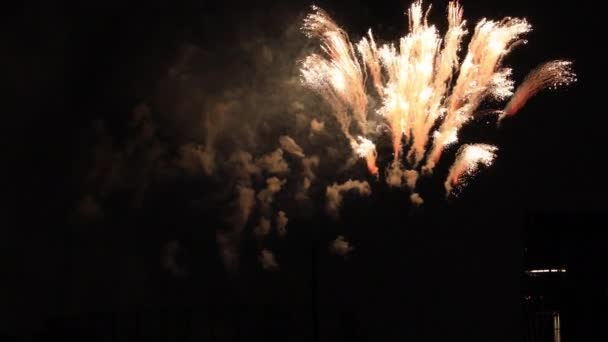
[300,1,575,201]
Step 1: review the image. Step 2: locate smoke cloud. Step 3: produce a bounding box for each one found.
[295,177,312,201]
[256,149,290,175]
[229,151,261,184]
[257,177,286,213]
[310,118,325,134]
[326,179,371,219]
[176,144,215,176]
[386,165,418,190]
[259,249,279,271]
[410,193,424,206]
[302,155,320,180]
[279,136,305,158]
[254,217,272,240]
[330,236,354,257]
[276,210,288,238]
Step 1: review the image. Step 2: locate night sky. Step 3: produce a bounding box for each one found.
[5,0,605,341]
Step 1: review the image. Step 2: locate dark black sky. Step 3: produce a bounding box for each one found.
[5,0,605,340]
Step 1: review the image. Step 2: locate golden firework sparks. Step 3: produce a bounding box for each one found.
[501,60,576,119]
[301,1,575,201]
[444,143,498,196]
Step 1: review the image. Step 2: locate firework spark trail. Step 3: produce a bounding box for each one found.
[259,249,279,271]
[444,144,498,195]
[408,1,465,166]
[301,1,574,201]
[500,60,576,120]
[373,1,467,167]
[326,179,372,219]
[357,30,384,97]
[355,136,379,176]
[301,6,369,140]
[276,210,288,237]
[423,15,530,173]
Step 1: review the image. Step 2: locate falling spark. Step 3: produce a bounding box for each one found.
[501,60,576,119]
[444,144,498,195]
[357,30,384,97]
[354,136,379,176]
[423,15,530,173]
[301,5,369,143]
[301,1,575,200]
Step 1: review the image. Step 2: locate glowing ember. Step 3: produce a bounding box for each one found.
[354,136,379,176]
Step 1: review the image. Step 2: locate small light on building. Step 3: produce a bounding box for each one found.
[526,268,567,275]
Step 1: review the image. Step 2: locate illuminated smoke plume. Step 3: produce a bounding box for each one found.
[229,151,261,183]
[310,118,325,134]
[217,185,256,273]
[217,150,261,273]
[276,210,288,237]
[386,165,418,190]
[296,155,320,200]
[326,180,372,219]
[256,149,290,175]
[254,217,272,240]
[259,249,279,271]
[501,60,576,120]
[177,144,215,176]
[301,1,575,201]
[404,170,419,190]
[410,193,424,206]
[176,109,225,176]
[444,144,498,196]
[279,135,305,158]
[302,155,320,180]
[296,177,313,201]
[257,177,286,213]
[330,235,354,257]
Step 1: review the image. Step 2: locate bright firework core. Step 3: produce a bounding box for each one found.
[301,1,576,201]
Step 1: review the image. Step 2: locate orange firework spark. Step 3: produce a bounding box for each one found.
[501,60,576,119]
[355,136,379,176]
[444,144,497,196]
[301,1,575,202]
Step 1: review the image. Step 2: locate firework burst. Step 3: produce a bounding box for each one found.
[301,0,575,200]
